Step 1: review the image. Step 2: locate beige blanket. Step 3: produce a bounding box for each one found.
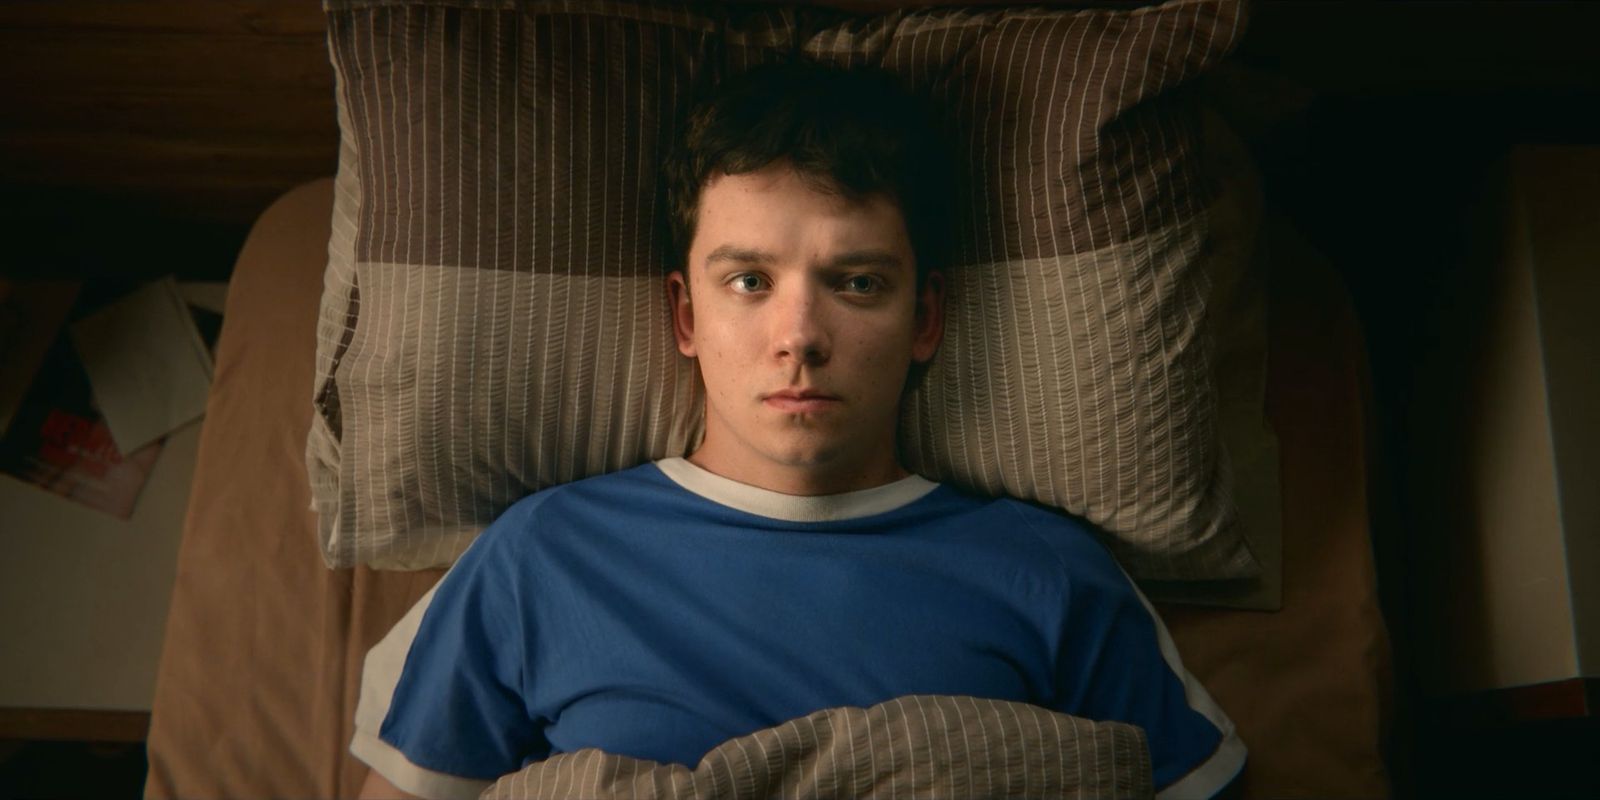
[480,695,1151,800]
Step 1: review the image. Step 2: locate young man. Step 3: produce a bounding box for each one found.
[355,62,1245,799]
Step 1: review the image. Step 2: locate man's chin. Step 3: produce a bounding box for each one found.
[763,446,840,470]
[749,436,859,473]
[760,439,892,477]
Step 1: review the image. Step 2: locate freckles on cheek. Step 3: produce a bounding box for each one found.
[702,345,734,392]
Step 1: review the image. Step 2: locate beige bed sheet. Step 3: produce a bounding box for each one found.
[144,177,1391,799]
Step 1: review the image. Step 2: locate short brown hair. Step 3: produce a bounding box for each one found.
[662,60,952,283]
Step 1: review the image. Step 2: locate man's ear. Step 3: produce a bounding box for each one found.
[667,270,697,358]
[911,270,945,364]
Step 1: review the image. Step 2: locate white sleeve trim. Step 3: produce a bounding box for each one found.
[350,725,494,800]
[1121,567,1249,800]
[1156,729,1246,800]
[352,575,495,800]
[354,582,443,738]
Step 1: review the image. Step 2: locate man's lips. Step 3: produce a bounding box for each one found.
[762,390,840,413]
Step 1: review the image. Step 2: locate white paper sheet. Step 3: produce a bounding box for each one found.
[69,277,214,454]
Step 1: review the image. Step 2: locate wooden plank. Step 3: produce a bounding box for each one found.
[0,0,325,36]
[3,168,331,198]
[0,89,335,140]
[3,181,328,228]
[0,131,334,170]
[4,183,254,280]
[0,177,333,211]
[0,32,334,92]
[0,177,333,223]
[2,150,334,228]
[0,708,150,743]
[0,2,334,237]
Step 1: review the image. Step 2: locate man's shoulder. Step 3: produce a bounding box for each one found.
[505,461,672,512]
[934,487,1098,539]
[478,462,676,549]
[951,491,1122,571]
[425,467,678,608]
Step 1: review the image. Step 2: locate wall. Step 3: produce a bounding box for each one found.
[1515,148,1600,682]
[1409,148,1600,695]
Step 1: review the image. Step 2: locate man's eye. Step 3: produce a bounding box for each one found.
[730,274,766,293]
[842,275,881,294]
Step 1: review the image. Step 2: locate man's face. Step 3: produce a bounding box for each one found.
[667,163,944,495]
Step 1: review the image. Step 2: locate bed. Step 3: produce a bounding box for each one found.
[144,1,1392,797]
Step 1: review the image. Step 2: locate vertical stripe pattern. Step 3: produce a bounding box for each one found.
[478,695,1153,799]
[308,0,1259,581]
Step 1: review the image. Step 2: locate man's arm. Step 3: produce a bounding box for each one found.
[350,515,541,800]
[358,767,423,800]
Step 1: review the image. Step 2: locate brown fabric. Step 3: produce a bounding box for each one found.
[480,695,1152,799]
[144,177,1388,800]
[307,0,1262,581]
[143,179,447,800]
[1155,210,1394,798]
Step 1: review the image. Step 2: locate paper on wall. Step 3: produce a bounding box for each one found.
[68,277,214,454]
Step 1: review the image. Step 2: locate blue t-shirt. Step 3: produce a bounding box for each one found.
[354,459,1244,798]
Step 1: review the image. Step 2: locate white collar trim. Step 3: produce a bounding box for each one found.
[653,457,938,523]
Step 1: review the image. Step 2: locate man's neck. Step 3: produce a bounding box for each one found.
[684,448,909,497]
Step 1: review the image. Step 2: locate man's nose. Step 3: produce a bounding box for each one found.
[772,288,830,365]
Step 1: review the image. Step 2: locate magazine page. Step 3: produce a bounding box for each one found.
[0,332,164,520]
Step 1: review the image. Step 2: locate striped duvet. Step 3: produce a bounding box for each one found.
[480,695,1152,799]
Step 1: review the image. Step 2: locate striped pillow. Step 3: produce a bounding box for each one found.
[308,0,1260,580]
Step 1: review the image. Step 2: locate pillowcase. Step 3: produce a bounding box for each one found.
[308,0,1260,581]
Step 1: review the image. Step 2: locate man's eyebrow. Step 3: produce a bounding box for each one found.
[704,245,776,267]
[826,250,902,270]
[702,246,904,270]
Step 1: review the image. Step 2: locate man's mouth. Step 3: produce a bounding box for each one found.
[762,389,840,413]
